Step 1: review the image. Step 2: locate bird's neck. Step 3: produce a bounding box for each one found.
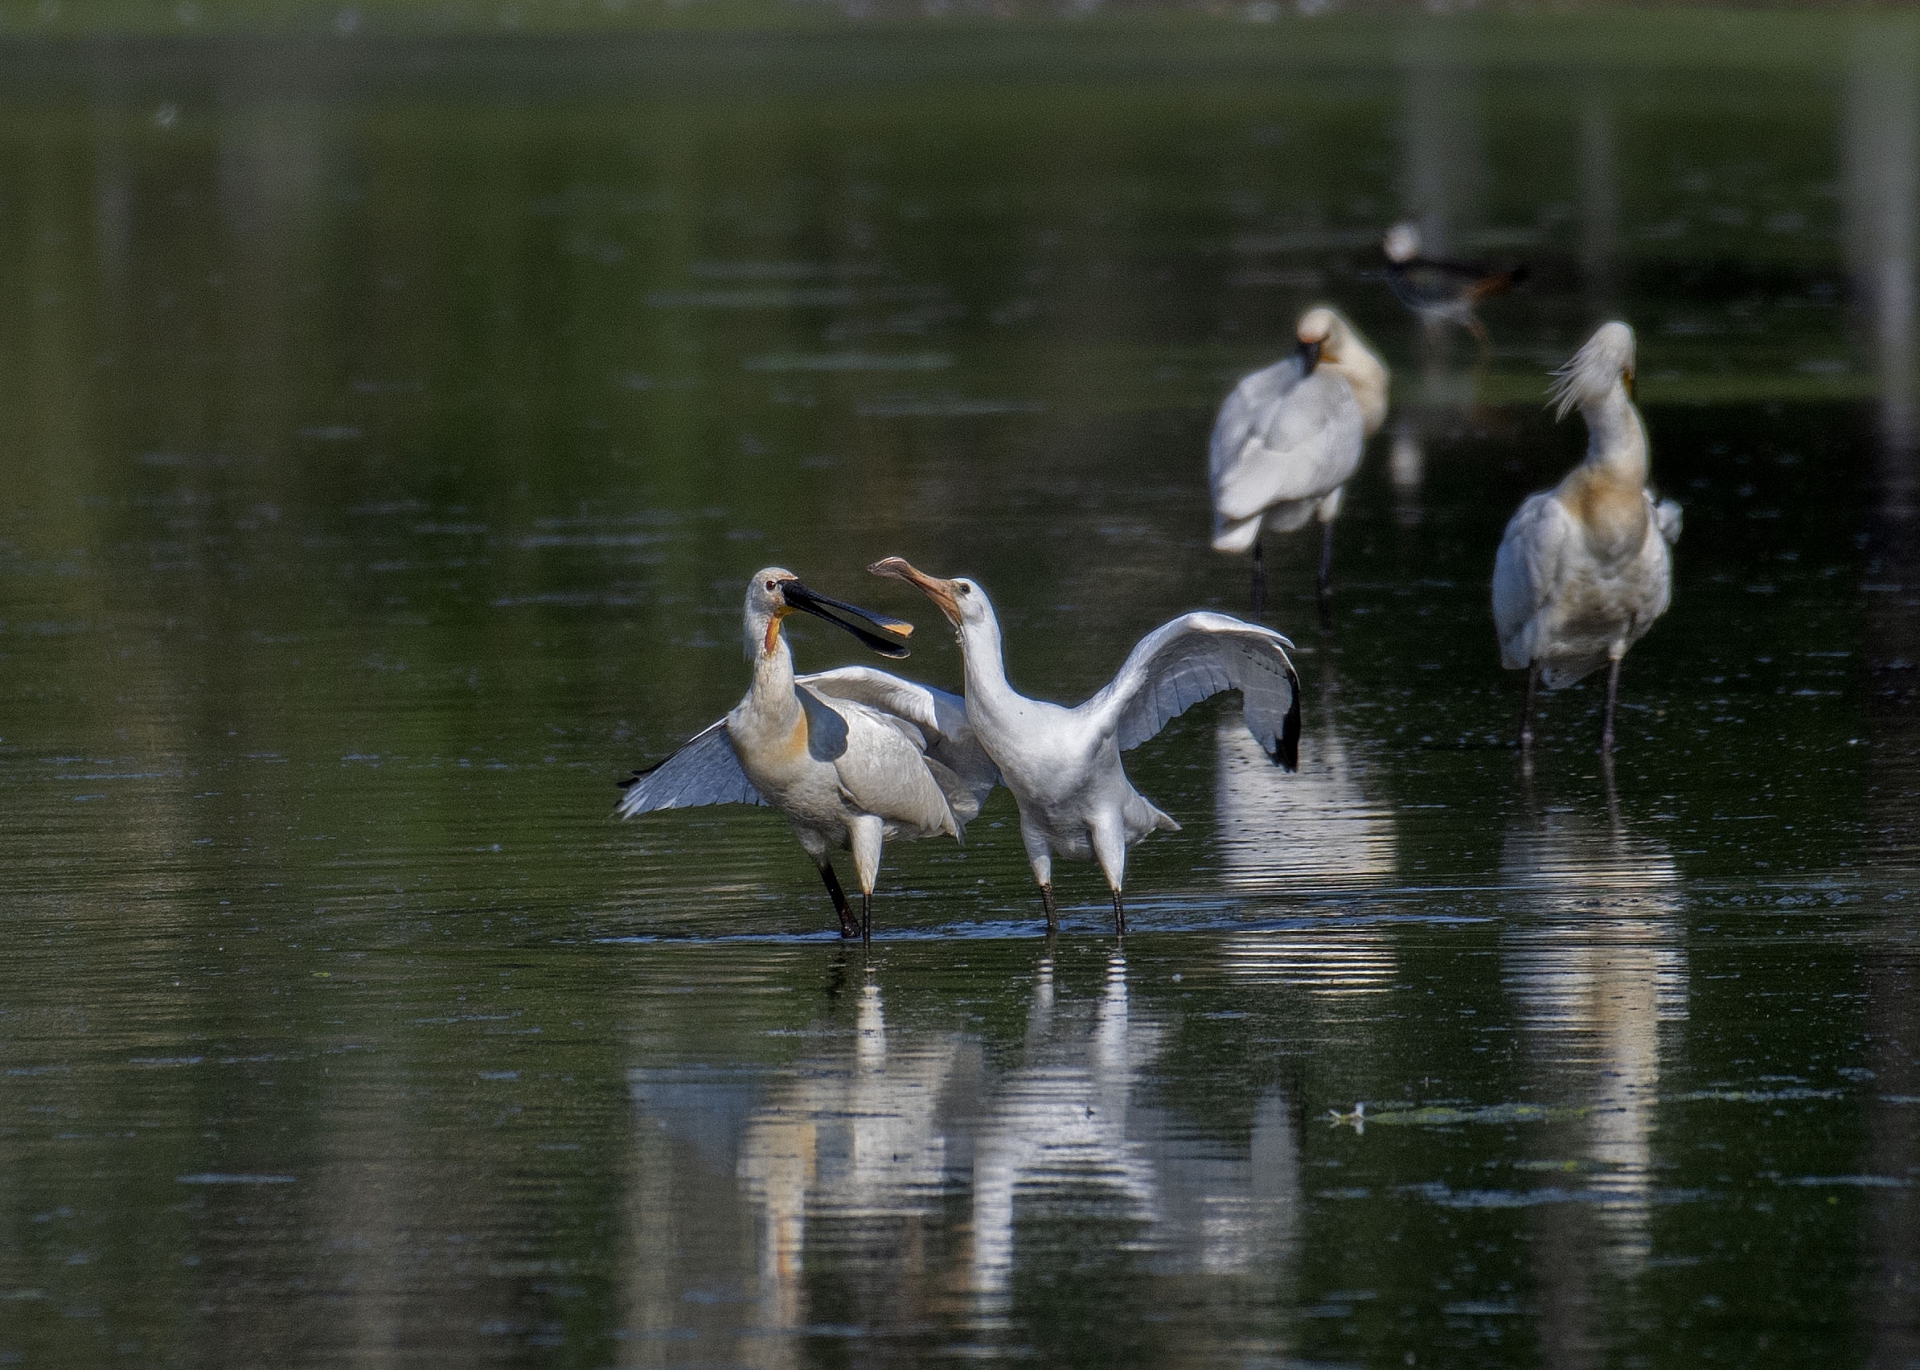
[958,613,1022,717]
[1329,347,1390,437]
[750,627,799,705]
[1580,388,1648,487]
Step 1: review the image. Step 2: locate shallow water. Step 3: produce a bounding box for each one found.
[2,16,1918,1368]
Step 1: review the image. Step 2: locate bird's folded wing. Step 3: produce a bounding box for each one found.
[1491,493,1570,644]
[615,719,766,817]
[1209,370,1364,523]
[1208,354,1307,484]
[1093,613,1301,770]
[800,667,1000,808]
[827,706,965,839]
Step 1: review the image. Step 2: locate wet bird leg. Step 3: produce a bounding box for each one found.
[1519,667,1538,751]
[1040,883,1058,933]
[1111,889,1127,936]
[1317,522,1335,606]
[861,892,873,945]
[1250,539,1266,616]
[820,863,857,939]
[1600,657,1621,754]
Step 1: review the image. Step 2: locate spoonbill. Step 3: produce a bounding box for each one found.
[617,569,997,941]
[870,558,1300,934]
[1209,306,1388,616]
[1492,322,1681,753]
[1382,221,1529,344]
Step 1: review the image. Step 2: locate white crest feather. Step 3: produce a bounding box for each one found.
[1547,321,1636,420]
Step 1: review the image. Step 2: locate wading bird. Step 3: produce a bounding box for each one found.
[1493,322,1681,753]
[617,569,997,941]
[1209,306,1388,616]
[870,558,1300,934]
[1382,221,1529,344]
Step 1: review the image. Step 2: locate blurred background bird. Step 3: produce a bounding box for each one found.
[1208,306,1389,618]
[1492,322,1681,753]
[618,568,997,940]
[871,558,1299,934]
[1382,220,1529,344]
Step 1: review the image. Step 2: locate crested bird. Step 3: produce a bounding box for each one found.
[617,568,997,941]
[1492,322,1681,753]
[1382,221,1529,345]
[1209,306,1389,617]
[870,558,1300,934]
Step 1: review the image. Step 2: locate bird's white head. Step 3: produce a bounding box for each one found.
[1296,305,1390,436]
[1383,221,1421,264]
[1549,320,1637,420]
[867,558,993,636]
[741,566,914,662]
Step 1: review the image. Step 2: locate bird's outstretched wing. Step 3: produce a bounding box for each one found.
[1209,360,1365,526]
[800,666,1000,817]
[616,719,766,817]
[1092,613,1301,770]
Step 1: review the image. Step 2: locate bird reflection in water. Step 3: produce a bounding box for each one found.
[1501,763,1685,1363]
[625,956,1301,1362]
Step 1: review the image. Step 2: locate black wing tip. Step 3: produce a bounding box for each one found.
[617,757,668,788]
[1271,664,1303,772]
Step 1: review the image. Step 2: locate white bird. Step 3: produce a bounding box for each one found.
[617,568,998,941]
[1492,322,1682,753]
[1209,306,1389,616]
[1382,221,1529,344]
[870,558,1300,934]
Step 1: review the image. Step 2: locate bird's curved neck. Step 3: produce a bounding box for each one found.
[1581,387,1647,485]
[748,616,798,698]
[958,611,1021,714]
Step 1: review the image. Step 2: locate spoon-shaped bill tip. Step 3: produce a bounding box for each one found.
[868,558,962,626]
[784,580,915,659]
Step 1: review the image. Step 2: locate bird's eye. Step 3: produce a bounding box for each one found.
[765,579,778,592]
[957,583,971,595]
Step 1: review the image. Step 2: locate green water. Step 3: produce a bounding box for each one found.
[1,15,1917,1367]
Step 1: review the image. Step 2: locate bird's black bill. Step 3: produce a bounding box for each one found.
[1296,338,1322,373]
[785,581,915,659]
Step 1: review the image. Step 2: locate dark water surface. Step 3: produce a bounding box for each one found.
[3,16,1919,1367]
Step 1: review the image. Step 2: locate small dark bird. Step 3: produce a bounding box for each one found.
[1382,221,1529,344]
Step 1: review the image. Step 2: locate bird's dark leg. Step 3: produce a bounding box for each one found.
[861,891,873,945]
[1250,539,1266,616]
[1040,883,1058,933]
[1316,521,1336,628]
[820,863,857,939]
[1519,668,1537,751]
[1600,657,1621,754]
[1111,889,1127,937]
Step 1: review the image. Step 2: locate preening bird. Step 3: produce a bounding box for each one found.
[870,558,1300,934]
[617,568,997,941]
[1382,221,1529,344]
[1209,306,1388,616]
[1492,322,1681,753]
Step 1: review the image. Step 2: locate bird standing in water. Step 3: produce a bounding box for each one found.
[1493,322,1681,753]
[870,558,1300,934]
[1209,306,1389,617]
[618,569,997,941]
[1382,221,1529,345]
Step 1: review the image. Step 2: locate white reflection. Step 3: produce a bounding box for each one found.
[1844,18,1920,501]
[1213,705,1396,894]
[624,957,1300,1360]
[1502,782,1685,1279]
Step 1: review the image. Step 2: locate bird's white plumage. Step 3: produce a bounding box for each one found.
[871,560,1300,921]
[619,569,994,933]
[1209,357,1365,551]
[1207,307,1388,561]
[1492,322,1680,692]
